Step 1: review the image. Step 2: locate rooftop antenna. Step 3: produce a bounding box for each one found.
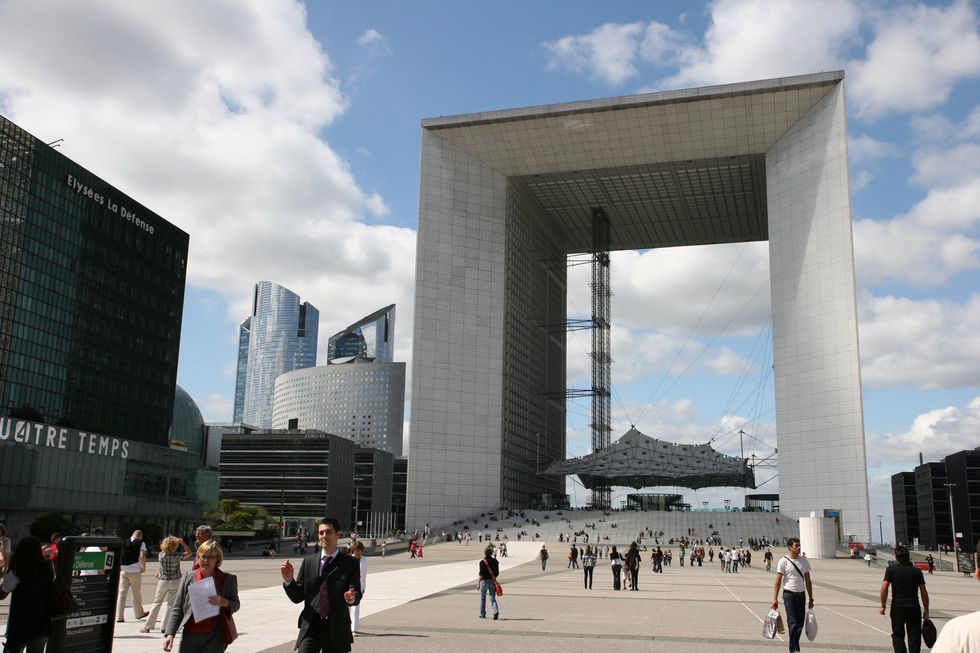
[46,139,63,148]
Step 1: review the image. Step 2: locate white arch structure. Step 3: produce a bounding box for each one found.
[407,71,870,542]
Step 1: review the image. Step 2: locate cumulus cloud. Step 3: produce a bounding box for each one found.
[858,293,980,388]
[0,0,416,365]
[849,1,980,120]
[705,346,751,376]
[196,393,234,423]
[542,22,646,85]
[866,396,980,467]
[660,0,860,90]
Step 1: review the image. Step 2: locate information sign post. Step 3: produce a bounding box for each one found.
[48,536,123,653]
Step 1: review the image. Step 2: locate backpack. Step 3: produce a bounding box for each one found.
[122,538,143,566]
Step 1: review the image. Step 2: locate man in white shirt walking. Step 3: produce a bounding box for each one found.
[771,537,814,653]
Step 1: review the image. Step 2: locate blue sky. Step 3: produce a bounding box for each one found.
[2,0,979,541]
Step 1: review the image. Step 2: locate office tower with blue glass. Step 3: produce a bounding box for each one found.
[232,317,251,423]
[273,305,404,456]
[239,281,318,429]
[327,304,395,363]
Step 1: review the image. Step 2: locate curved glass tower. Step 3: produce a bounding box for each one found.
[240,281,318,428]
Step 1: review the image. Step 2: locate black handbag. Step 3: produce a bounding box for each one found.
[921,618,937,648]
[48,575,78,620]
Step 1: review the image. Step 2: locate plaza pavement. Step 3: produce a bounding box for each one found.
[3,540,979,652]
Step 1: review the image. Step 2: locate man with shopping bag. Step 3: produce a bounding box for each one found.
[771,538,813,653]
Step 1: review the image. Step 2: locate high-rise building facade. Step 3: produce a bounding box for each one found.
[893,449,979,552]
[915,462,951,550]
[271,358,405,456]
[232,317,251,423]
[0,113,187,445]
[219,430,355,530]
[327,304,395,363]
[891,471,919,546]
[240,282,318,428]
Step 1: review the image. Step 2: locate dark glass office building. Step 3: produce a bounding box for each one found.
[219,430,355,531]
[0,114,188,445]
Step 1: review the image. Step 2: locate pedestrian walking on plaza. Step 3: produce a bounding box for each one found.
[880,545,929,653]
[625,542,641,591]
[582,545,596,589]
[930,545,980,652]
[163,540,239,653]
[925,554,934,574]
[764,547,774,572]
[610,545,623,590]
[143,535,193,633]
[539,545,549,570]
[771,537,814,653]
[0,535,52,653]
[477,546,500,620]
[281,517,361,653]
[349,541,368,636]
[117,529,150,623]
[191,525,214,570]
[569,545,578,569]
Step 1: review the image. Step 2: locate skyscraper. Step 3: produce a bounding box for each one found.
[327,304,395,363]
[0,113,187,445]
[240,281,318,428]
[232,316,251,423]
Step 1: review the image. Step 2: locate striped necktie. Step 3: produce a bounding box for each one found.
[318,555,331,619]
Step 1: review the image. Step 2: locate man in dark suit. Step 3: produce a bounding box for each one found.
[281,517,362,653]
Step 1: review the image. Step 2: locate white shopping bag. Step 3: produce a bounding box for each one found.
[762,609,779,639]
[805,607,818,641]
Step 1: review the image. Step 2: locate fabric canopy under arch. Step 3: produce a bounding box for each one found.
[544,427,756,490]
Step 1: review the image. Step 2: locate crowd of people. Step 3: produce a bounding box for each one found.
[4,518,979,653]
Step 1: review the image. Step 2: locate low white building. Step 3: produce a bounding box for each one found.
[272,359,405,457]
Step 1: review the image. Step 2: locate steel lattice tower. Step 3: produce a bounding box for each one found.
[590,208,612,509]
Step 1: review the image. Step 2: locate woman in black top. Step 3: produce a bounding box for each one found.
[477,547,500,620]
[625,542,641,591]
[0,535,53,653]
[609,545,623,590]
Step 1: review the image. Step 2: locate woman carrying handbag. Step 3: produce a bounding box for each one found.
[477,546,500,620]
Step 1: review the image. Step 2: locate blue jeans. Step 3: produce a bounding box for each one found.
[479,579,498,617]
[783,591,806,652]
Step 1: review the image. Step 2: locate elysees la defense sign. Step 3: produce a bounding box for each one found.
[0,418,131,459]
[66,173,155,235]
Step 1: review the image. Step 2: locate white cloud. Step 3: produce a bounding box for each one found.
[197,393,234,422]
[866,396,980,468]
[0,0,416,367]
[853,214,980,287]
[568,244,771,336]
[357,28,384,46]
[858,293,980,388]
[542,22,645,85]
[705,346,751,376]
[848,1,980,120]
[356,28,391,57]
[661,0,860,90]
[849,134,902,165]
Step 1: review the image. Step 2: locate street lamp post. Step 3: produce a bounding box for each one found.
[943,483,957,552]
[876,514,883,546]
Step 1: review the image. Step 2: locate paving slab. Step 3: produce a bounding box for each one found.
[3,542,978,652]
